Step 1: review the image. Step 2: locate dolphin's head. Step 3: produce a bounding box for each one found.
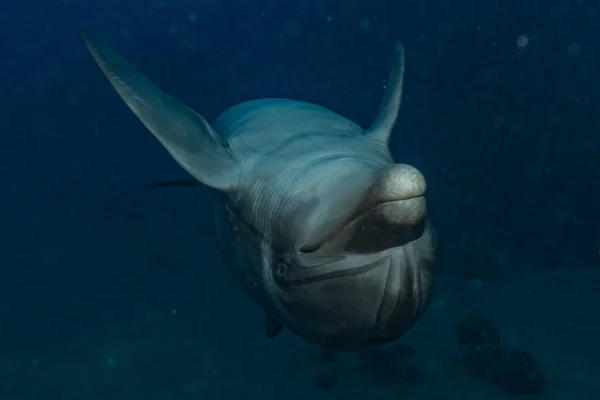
[265,159,435,350]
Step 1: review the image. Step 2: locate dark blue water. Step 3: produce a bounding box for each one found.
[1,1,598,398]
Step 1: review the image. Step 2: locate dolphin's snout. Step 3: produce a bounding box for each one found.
[373,164,426,203]
[375,196,427,226]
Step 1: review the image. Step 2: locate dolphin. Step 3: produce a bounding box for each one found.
[81,33,436,351]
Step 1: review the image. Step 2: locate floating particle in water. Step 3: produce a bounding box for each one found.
[284,19,302,38]
[516,35,528,48]
[102,357,117,369]
[183,39,197,51]
[568,42,581,56]
[470,278,483,289]
[168,24,178,35]
[360,19,371,29]
[438,21,453,37]
[492,114,506,128]
[189,13,197,23]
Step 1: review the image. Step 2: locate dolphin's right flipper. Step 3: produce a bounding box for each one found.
[81,32,240,193]
[366,42,405,145]
[145,179,201,189]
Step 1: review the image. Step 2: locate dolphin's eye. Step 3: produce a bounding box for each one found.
[273,261,290,283]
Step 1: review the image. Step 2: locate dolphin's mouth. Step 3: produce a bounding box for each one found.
[367,196,427,224]
[275,197,428,288]
[338,196,428,253]
[300,196,428,256]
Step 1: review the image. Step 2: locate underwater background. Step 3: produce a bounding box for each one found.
[1,0,599,398]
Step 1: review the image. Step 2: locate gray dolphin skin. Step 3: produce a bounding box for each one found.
[81,33,436,351]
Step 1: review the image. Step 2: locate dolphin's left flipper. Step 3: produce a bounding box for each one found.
[81,32,240,193]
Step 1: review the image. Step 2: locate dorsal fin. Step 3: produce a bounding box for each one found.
[80,32,239,192]
[366,42,405,145]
